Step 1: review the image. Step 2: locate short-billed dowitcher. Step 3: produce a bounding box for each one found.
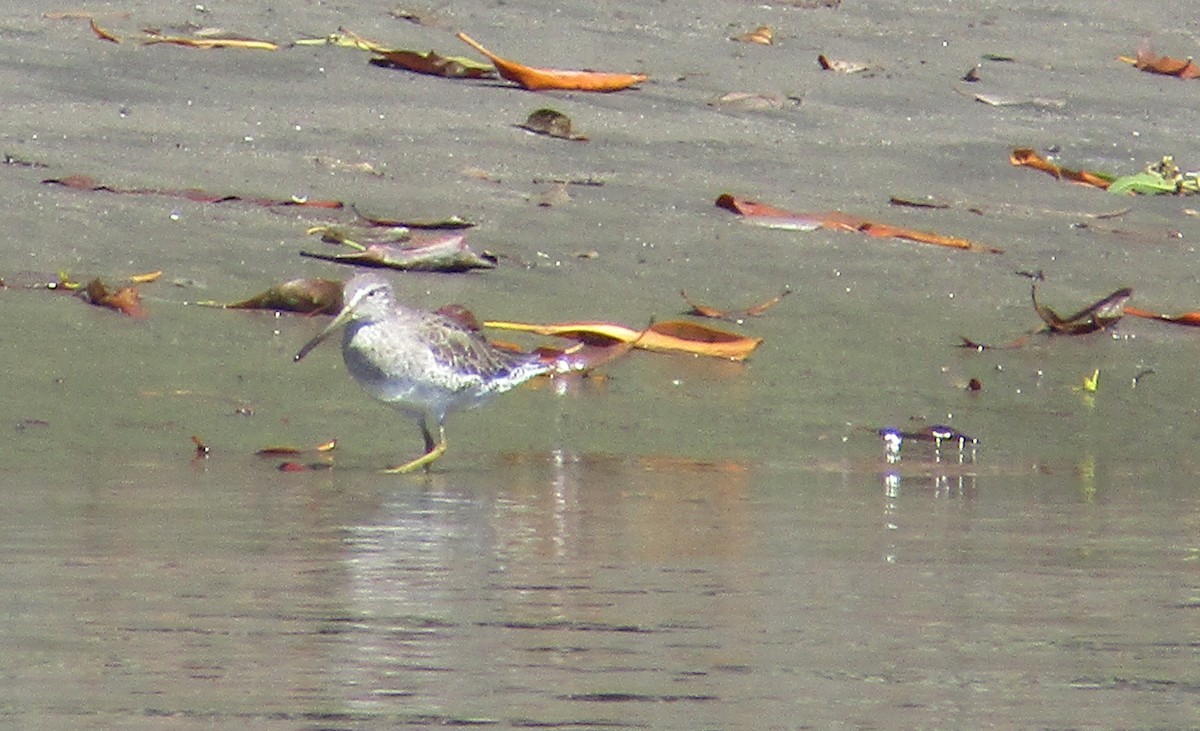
[294,273,548,473]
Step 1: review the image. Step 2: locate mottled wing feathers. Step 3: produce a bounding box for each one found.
[422,312,547,395]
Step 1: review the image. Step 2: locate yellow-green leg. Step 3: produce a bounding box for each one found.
[383,424,447,474]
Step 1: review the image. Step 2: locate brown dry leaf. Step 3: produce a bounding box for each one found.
[370,48,496,79]
[1032,280,1132,335]
[301,232,497,272]
[90,18,121,42]
[1009,148,1113,189]
[485,319,763,361]
[210,278,344,314]
[256,439,337,456]
[817,54,879,74]
[457,32,647,92]
[681,288,791,322]
[517,108,588,141]
[42,174,344,208]
[81,278,147,318]
[731,26,774,45]
[1123,306,1200,327]
[1119,47,1200,80]
[535,340,636,376]
[715,193,1002,253]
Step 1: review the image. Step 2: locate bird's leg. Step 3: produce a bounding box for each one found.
[383,422,447,474]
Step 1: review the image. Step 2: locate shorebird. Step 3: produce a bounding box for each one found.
[294,273,548,473]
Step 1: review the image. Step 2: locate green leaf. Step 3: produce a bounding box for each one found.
[1107,171,1179,195]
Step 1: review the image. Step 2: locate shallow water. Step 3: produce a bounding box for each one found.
[4,0,1200,728]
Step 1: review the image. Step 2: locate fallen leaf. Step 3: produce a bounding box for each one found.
[962,91,1064,109]
[535,339,637,376]
[204,278,344,314]
[256,439,337,456]
[1073,368,1100,393]
[1032,280,1131,335]
[817,54,879,74]
[130,270,163,284]
[535,183,572,208]
[517,108,588,141]
[80,278,147,318]
[90,18,121,43]
[456,31,648,92]
[310,156,383,176]
[350,206,474,229]
[301,232,497,272]
[370,48,496,79]
[141,30,278,50]
[277,461,334,472]
[1106,156,1200,195]
[1009,148,1114,190]
[1119,47,1200,80]
[485,319,763,361]
[709,91,794,111]
[889,195,951,210]
[43,174,344,208]
[731,26,774,45]
[45,11,132,19]
[715,193,1002,253]
[1124,306,1200,327]
[680,287,791,322]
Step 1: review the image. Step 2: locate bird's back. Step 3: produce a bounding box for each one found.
[343,307,547,419]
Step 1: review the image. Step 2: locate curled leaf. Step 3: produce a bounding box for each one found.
[1009,148,1114,190]
[716,193,1001,253]
[42,174,343,208]
[370,48,496,79]
[1124,306,1200,327]
[208,278,344,314]
[485,319,763,361]
[517,108,588,141]
[456,32,647,92]
[1119,47,1200,80]
[1032,280,1131,335]
[731,26,774,45]
[90,18,121,43]
[141,31,278,50]
[535,340,636,376]
[301,233,497,272]
[680,288,791,321]
[817,54,879,74]
[80,278,146,318]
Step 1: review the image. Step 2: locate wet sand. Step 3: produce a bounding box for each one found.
[4,1,1200,728]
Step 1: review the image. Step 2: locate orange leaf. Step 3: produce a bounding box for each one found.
[90,18,121,43]
[456,32,647,92]
[1009,148,1112,189]
[1124,306,1200,327]
[1120,48,1200,80]
[484,320,763,361]
[715,194,1002,253]
[81,278,146,318]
